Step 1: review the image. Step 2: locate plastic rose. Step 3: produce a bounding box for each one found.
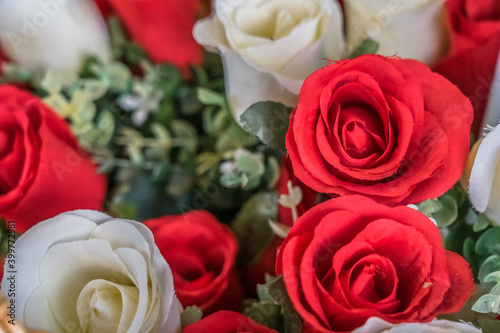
[276,196,474,332]
[352,317,481,333]
[0,0,110,75]
[344,0,447,66]
[286,55,473,206]
[144,210,244,314]
[465,124,500,225]
[193,0,344,124]
[1,210,182,333]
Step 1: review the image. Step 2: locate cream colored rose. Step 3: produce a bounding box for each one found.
[352,317,481,333]
[193,0,344,123]
[1,210,182,333]
[466,124,500,225]
[0,0,110,75]
[344,0,447,65]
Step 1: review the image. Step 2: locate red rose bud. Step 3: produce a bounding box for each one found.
[144,210,244,314]
[276,196,475,333]
[0,85,107,232]
[102,0,208,75]
[286,54,473,206]
[434,0,500,135]
[183,311,278,333]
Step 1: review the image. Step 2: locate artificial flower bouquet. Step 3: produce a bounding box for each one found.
[0,0,499,332]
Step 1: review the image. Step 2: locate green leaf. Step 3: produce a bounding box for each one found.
[474,214,492,232]
[181,306,203,329]
[477,317,500,333]
[216,123,257,155]
[231,192,278,266]
[346,37,380,59]
[243,300,282,331]
[432,195,458,227]
[240,102,293,152]
[476,227,500,256]
[479,255,500,287]
[267,275,303,333]
[197,87,226,107]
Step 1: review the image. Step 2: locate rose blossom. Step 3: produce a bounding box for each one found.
[0,0,110,76]
[463,124,500,225]
[183,311,277,333]
[1,210,182,333]
[100,0,207,75]
[434,0,500,135]
[144,210,244,314]
[0,85,107,232]
[352,317,481,333]
[286,54,473,205]
[193,0,344,123]
[344,0,448,65]
[276,196,474,333]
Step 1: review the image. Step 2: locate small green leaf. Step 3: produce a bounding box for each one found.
[432,195,458,227]
[479,255,500,287]
[346,37,380,59]
[231,192,278,265]
[476,227,500,256]
[181,306,203,329]
[243,300,282,331]
[474,214,492,232]
[197,87,226,107]
[267,275,303,333]
[477,317,500,333]
[240,102,293,152]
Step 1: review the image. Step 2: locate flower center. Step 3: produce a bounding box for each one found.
[350,263,392,303]
[234,0,319,40]
[77,279,140,333]
[338,105,386,159]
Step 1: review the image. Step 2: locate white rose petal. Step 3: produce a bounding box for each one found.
[1,210,182,333]
[469,124,500,224]
[0,0,110,76]
[194,0,344,124]
[344,0,447,65]
[352,317,482,333]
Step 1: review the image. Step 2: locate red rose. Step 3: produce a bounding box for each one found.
[102,0,208,74]
[286,55,473,205]
[0,85,107,232]
[434,0,500,135]
[184,311,278,333]
[276,196,474,333]
[144,210,244,314]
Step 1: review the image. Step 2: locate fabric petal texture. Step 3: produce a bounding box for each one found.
[276,196,474,333]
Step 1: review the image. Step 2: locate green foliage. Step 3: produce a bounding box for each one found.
[240,102,293,153]
[231,192,278,267]
[346,37,380,59]
[181,306,203,329]
[244,275,302,333]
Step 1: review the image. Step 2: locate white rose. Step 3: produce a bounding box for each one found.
[0,0,110,75]
[352,317,482,333]
[344,0,447,65]
[1,210,182,333]
[193,0,344,124]
[467,124,500,225]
